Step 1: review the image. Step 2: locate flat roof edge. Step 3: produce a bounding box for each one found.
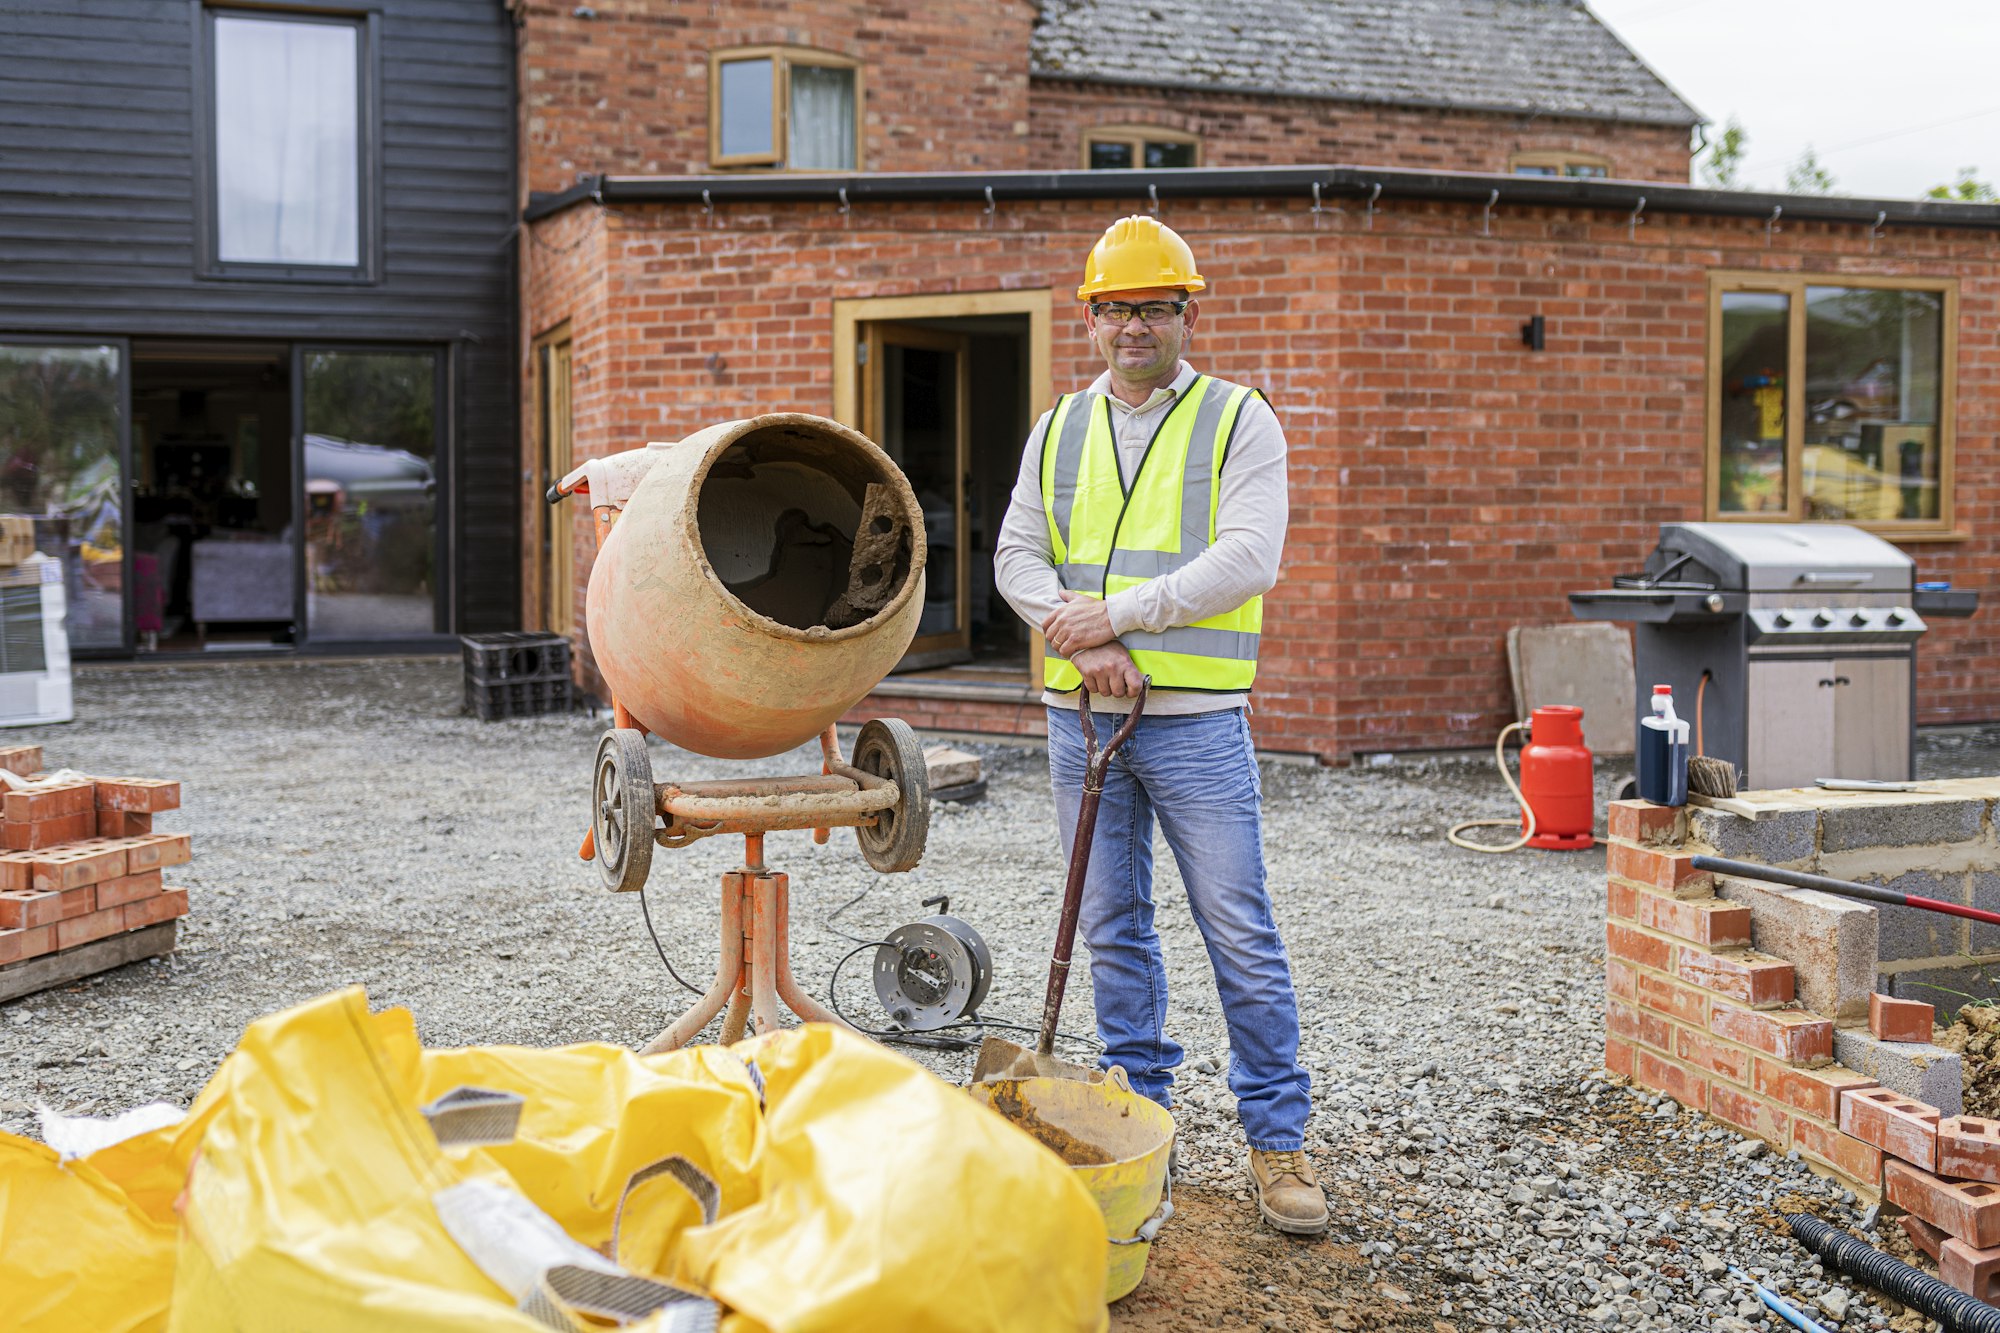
[524,166,2000,232]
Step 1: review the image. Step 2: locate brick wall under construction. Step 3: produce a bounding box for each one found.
[1606,785,2000,1301]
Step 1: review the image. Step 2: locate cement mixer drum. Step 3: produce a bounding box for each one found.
[586,414,928,760]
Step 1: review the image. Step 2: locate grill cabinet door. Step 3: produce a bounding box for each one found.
[1831,656,1911,781]
[1746,659,1837,789]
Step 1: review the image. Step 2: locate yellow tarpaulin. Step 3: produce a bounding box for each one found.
[0,987,1107,1333]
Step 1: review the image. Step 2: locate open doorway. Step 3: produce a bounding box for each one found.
[130,340,293,650]
[834,292,1052,685]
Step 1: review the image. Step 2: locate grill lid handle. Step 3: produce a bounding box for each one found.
[1798,572,1871,585]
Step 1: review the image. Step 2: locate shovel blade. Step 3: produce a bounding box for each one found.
[970,1035,1103,1085]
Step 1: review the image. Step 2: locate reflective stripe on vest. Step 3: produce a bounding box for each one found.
[1038,375,1262,694]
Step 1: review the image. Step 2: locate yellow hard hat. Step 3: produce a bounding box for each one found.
[1076,215,1205,301]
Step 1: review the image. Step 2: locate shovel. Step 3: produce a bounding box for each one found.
[973,677,1150,1084]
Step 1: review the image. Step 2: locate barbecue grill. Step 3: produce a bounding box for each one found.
[1570,523,1977,790]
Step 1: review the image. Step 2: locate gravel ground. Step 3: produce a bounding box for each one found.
[4,658,1995,1331]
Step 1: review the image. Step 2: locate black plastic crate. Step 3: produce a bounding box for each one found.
[465,675,574,721]
[461,632,571,683]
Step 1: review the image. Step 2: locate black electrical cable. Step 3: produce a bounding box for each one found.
[827,940,982,1050]
[823,877,890,945]
[637,879,704,997]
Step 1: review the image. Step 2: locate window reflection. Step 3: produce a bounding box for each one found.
[1802,286,1943,522]
[302,352,437,637]
[0,345,124,650]
[1716,292,1789,514]
[214,15,359,267]
[718,58,775,159]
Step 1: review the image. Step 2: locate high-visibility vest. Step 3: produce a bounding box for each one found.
[1038,374,1264,694]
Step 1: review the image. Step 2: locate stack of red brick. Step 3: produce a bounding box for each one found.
[0,745,190,971]
[1603,801,1882,1185]
[1836,994,2000,1304]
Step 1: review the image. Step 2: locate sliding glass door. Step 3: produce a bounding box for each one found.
[0,340,130,652]
[295,346,444,640]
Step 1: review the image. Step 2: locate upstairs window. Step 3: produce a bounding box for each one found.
[709,48,860,171]
[1509,151,1611,179]
[1084,127,1199,170]
[200,7,376,279]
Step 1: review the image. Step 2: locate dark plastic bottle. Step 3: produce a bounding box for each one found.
[1636,684,1689,807]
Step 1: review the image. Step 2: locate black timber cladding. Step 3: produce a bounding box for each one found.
[0,0,520,635]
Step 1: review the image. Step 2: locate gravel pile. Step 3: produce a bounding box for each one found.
[4,658,1994,1330]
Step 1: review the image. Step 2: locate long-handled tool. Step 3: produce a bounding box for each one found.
[1691,856,2000,929]
[973,678,1150,1084]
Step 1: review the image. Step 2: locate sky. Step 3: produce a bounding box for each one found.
[1586,0,2000,199]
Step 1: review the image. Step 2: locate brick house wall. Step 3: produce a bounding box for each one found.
[525,192,2000,760]
[514,0,1038,197]
[1027,80,1692,182]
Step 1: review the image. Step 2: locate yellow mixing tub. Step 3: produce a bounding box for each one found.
[971,1068,1175,1301]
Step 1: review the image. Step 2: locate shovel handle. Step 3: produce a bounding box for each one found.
[1037,678,1151,1056]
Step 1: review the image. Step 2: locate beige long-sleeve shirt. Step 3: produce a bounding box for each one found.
[994,361,1290,715]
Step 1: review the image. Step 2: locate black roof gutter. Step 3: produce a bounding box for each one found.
[524,164,2000,232]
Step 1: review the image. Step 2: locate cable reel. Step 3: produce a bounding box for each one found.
[872,895,992,1031]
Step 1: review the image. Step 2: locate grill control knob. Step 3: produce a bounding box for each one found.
[1773,611,1794,628]
[1850,610,1870,627]
[1813,608,1834,628]
[1886,608,1908,626]
[1705,594,1724,613]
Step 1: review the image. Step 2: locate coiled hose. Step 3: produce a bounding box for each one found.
[1447,721,1535,853]
[1787,1213,2000,1333]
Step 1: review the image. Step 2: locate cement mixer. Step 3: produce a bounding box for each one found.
[551,413,934,1050]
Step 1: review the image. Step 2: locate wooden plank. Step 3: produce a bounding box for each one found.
[0,921,176,1003]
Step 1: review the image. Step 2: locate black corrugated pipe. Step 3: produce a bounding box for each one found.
[1787,1214,2000,1333]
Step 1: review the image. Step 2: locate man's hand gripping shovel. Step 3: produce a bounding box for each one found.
[972,677,1150,1084]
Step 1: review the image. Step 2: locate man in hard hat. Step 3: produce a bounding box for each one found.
[994,216,1323,1236]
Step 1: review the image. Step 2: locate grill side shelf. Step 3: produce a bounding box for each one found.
[1568,590,1745,623]
[1913,588,1980,618]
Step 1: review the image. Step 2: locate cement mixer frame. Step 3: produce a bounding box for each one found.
[552,415,934,1052]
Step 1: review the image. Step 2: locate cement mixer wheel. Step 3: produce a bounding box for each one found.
[593,728,656,893]
[853,717,929,873]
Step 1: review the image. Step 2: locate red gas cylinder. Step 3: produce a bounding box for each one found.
[1520,704,1595,851]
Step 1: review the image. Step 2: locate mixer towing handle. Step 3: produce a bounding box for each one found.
[546,444,679,510]
[547,460,592,505]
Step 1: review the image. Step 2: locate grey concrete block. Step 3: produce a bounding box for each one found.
[1691,805,1817,865]
[1885,962,2000,1013]
[1716,875,1878,1023]
[1869,871,1972,962]
[1819,798,1985,853]
[1972,873,2000,956]
[1831,1027,1963,1117]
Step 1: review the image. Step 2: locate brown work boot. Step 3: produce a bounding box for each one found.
[1247,1148,1330,1235]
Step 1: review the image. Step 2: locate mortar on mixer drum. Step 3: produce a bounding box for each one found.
[550,413,938,1052]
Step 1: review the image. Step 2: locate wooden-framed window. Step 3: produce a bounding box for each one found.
[1083,125,1200,170]
[1707,271,1959,535]
[1509,150,1611,179]
[708,46,861,171]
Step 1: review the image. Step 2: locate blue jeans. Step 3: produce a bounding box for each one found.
[1046,705,1311,1151]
